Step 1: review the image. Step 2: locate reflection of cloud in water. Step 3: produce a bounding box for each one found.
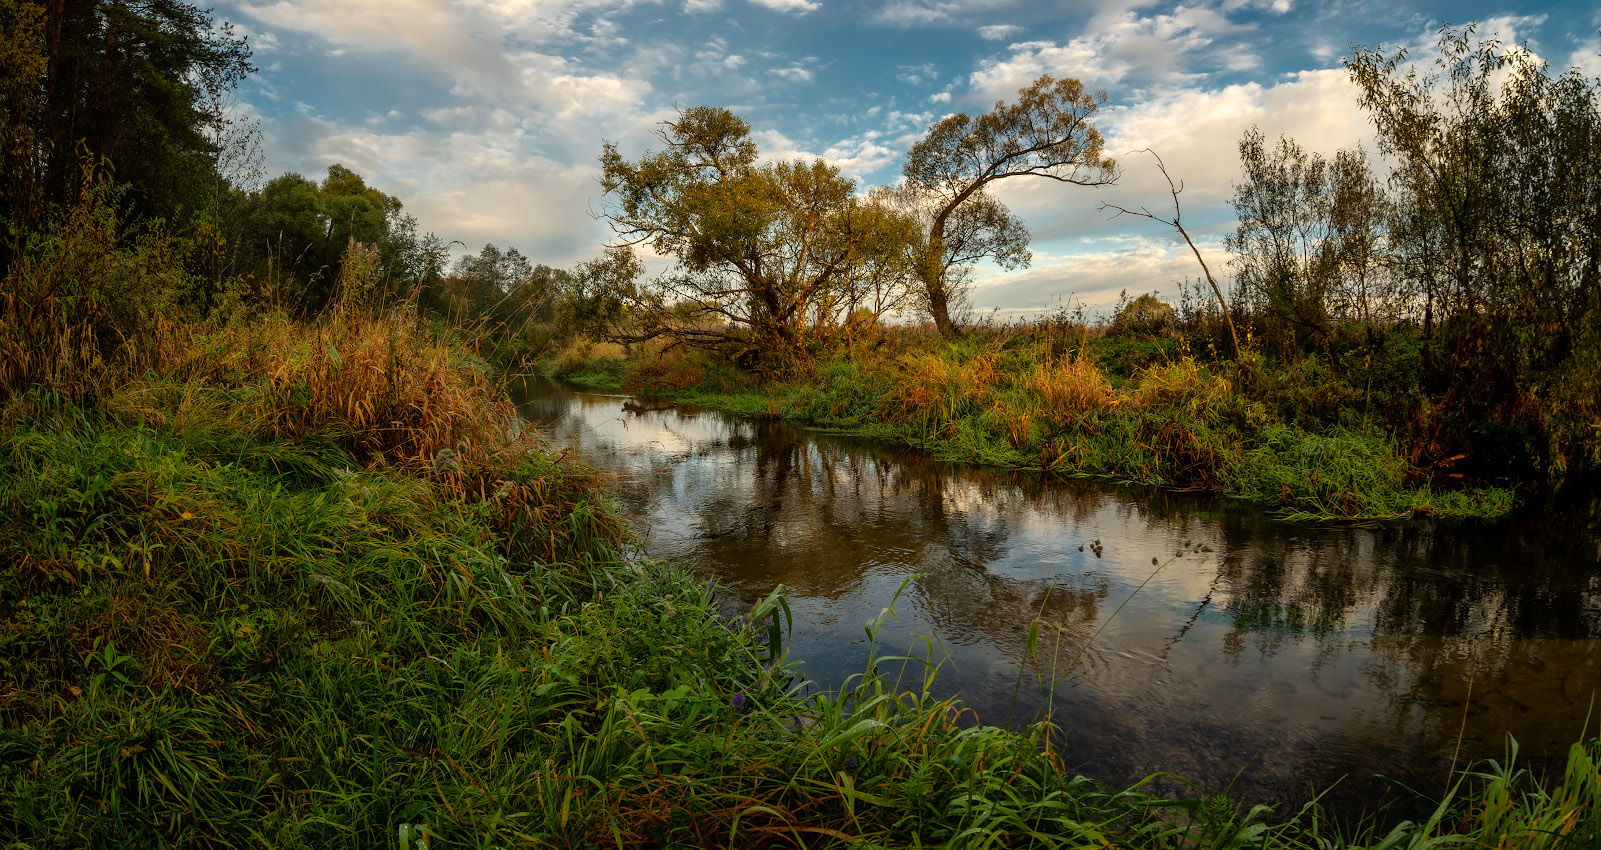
[511,377,1601,815]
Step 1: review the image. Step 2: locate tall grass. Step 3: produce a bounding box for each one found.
[625,330,1515,521]
[0,185,1577,846]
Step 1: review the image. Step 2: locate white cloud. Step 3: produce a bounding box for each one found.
[871,0,1009,28]
[928,91,952,103]
[969,6,1256,96]
[897,63,940,85]
[972,236,1218,317]
[749,0,819,13]
[270,112,613,263]
[771,65,814,82]
[1571,37,1601,79]
[684,0,722,10]
[820,134,899,178]
[977,24,1022,41]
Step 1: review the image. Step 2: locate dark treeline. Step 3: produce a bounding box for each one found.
[0,0,637,380]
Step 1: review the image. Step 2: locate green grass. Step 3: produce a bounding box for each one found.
[0,313,1583,848]
[570,336,1517,522]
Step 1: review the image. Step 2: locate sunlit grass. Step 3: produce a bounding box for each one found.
[607,329,1516,521]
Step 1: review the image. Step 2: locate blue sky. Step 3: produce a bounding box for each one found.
[214,0,1600,317]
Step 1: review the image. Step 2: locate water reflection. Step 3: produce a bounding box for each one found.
[512,377,1601,815]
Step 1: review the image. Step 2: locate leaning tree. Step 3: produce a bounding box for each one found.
[902,74,1119,338]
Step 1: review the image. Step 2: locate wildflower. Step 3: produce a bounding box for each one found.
[731,693,746,711]
[844,758,857,769]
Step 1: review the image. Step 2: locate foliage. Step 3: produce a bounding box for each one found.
[593,324,1513,521]
[1227,128,1393,354]
[1346,27,1599,480]
[0,0,253,255]
[902,74,1118,338]
[600,106,920,365]
[0,168,194,403]
[238,165,413,312]
[1109,293,1178,337]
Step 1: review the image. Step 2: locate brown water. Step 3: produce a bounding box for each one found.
[513,376,1601,815]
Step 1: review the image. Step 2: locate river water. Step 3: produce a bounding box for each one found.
[512,376,1601,815]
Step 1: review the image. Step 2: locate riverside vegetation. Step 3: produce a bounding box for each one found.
[2,196,1598,848]
[538,27,1601,523]
[3,175,1591,850]
[545,316,1518,523]
[2,2,1599,846]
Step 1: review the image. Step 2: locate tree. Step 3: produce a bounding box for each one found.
[902,74,1118,338]
[869,182,1027,333]
[0,0,47,248]
[238,164,408,312]
[450,243,533,323]
[558,246,643,340]
[1,1,252,234]
[1224,129,1392,353]
[1347,25,1601,475]
[599,106,918,364]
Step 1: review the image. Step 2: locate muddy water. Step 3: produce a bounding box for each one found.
[513,376,1601,814]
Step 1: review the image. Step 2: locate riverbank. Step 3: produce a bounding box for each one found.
[546,331,1517,522]
[3,309,1594,847]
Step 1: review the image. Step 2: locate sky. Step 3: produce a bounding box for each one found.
[212,0,1600,318]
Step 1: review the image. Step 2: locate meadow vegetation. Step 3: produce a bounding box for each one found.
[549,314,1517,522]
[10,172,1593,850]
[2,2,1598,845]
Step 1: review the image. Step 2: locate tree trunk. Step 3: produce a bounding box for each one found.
[926,280,962,339]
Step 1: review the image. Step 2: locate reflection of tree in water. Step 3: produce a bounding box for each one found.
[1192,495,1601,805]
[520,380,1601,809]
[668,423,1113,653]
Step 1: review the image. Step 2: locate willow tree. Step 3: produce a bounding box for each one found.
[599,106,918,364]
[903,74,1119,338]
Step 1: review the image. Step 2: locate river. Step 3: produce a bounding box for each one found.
[512,376,1601,816]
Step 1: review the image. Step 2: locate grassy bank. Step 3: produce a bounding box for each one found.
[1,305,1597,847]
[547,330,1516,522]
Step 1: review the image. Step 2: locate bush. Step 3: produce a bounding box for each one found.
[1109,293,1177,337]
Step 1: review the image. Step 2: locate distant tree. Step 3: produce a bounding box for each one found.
[902,74,1118,338]
[239,165,407,311]
[558,246,643,340]
[599,106,918,364]
[244,172,326,302]
[452,243,533,323]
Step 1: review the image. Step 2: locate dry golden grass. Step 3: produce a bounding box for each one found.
[887,351,1002,424]
[1128,358,1232,412]
[255,310,510,467]
[1026,353,1116,420]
